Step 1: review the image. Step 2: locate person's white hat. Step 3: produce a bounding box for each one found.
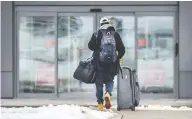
[100,17,110,24]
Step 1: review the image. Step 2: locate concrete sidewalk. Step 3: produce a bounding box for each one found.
[1,99,192,119]
[112,110,192,119]
[1,99,192,107]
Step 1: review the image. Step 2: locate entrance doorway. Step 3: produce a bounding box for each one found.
[16,6,177,99]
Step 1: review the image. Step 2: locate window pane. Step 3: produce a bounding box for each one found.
[58,16,94,93]
[19,16,56,93]
[137,16,174,94]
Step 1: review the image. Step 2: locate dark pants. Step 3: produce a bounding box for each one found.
[95,71,114,104]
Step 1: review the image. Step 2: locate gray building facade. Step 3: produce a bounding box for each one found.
[1,1,192,99]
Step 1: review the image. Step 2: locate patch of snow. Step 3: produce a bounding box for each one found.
[1,104,116,119]
[137,105,192,111]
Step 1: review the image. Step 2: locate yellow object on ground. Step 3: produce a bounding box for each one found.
[97,103,104,111]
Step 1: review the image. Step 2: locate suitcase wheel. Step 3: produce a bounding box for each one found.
[117,106,121,111]
[131,106,135,111]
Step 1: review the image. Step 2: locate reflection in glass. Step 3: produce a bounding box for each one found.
[137,16,174,93]
[58,16,94,93]
[19,16,56,93]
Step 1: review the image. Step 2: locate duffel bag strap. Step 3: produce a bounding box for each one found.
[119,63,123,79]
[86,57,93,61]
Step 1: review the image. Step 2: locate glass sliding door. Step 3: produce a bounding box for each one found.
[16,10,177,99]
[17,12,57,97]
[136,13,175,98]
[57,13,96,97]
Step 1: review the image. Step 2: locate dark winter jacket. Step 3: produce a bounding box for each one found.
[88,24,125,76]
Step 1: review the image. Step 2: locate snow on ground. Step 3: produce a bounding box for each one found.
[1,104,116,119]
[2,104,192,119]
[136,105,192,111]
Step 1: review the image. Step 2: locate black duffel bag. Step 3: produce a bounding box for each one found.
[73,57,96,84]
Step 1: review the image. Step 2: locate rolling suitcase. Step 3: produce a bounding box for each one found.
[117,66,140,111]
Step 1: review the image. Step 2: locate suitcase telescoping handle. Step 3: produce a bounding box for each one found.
[121,66,136,73]
[119,67,123,79]
[120,66,136,79]
[121,66,132,72]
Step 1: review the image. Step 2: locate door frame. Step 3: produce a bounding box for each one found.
[15,6,177,13]
[57,13,96,98]
[15,12,58,98]
[14,6,178,99]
